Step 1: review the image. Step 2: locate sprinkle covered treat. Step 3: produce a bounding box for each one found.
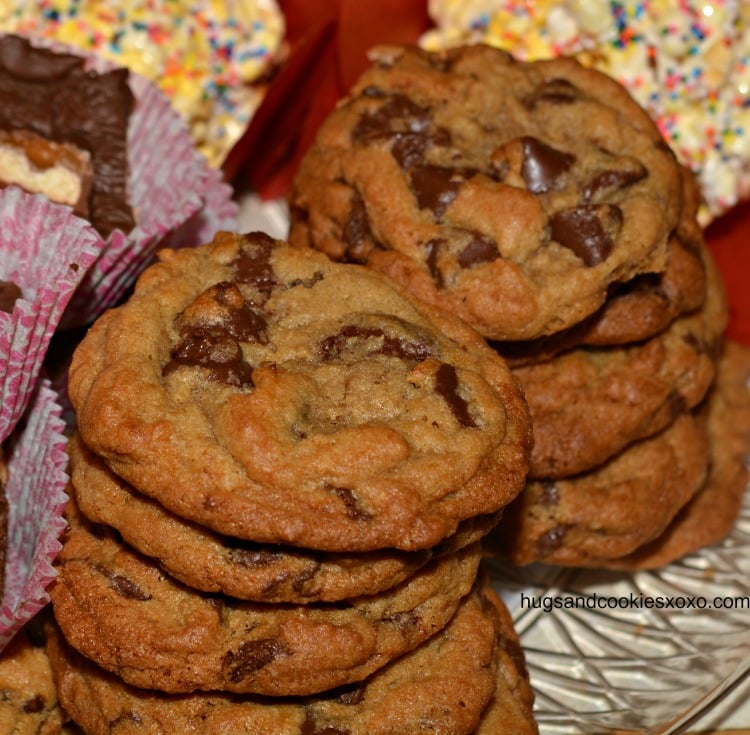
[421,0,750,224]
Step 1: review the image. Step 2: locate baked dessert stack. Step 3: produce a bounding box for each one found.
[287,42,750,570]
[48,231,537,733]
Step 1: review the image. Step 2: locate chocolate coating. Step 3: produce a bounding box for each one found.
[0,34,134,237]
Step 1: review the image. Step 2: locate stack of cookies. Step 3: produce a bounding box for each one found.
[49,231,537,733]
[288,43,750,570]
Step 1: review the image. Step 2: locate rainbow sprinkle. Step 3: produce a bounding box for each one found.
[421,0,750,223]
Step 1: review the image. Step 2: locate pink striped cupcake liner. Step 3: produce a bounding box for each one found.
[0,380,68,651]
[0,188,101,442]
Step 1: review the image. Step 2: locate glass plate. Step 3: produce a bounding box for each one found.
[489,483,750,734]
[239,193,750,734]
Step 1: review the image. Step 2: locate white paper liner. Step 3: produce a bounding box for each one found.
[0,188,101,441]
[0,380,68,651]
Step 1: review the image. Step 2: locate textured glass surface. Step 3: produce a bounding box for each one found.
[491,486,750,734]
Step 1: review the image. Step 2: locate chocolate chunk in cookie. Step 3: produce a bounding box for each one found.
[51,497,482,696]
[289,44,682,341]
[69,231,531,552]
[48,581,535,735]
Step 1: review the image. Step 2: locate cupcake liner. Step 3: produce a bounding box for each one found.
[163,163,240,250]
[0,188,101,442]
[0,380,68,651]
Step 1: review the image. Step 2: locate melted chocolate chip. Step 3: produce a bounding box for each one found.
[301,711,351,735]
[336,682,366,705]
[0,35,135,237]
[434,363,476,428]
[390,131,428,169]
[0,280,22,312]
[409,164,478,220]
[93,564,152,601]
[163,329,254,387]
[549,204,621,266]
[384,609,419,630]
[534,525,568,557]
[223,639,291,682]
[211,281,269,344]
[291,564,322,593]
[391,126,452,169]
[681,331,704,353]
[352,94,432,144]
[328,486,373,521]
[423,239,444,286]
[231,232,277,297]
[522,78,580,109]
[319,325,433,363]
[520,136,575,194]
[22,695,45,713]
[227,543,283,568]
[343,190,373,262]
[581,164,647,201]
[457,233,500,268]
[666,389,689,418]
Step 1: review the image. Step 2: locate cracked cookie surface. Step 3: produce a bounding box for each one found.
[512,242,725,479]
[289,43,683,342]
[68,433,497,603]
[68,231,531,552]
[48,581,536,735]
[490,409,711,567]
[51,499,481,696]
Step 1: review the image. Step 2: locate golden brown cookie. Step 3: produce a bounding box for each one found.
[50,498,482,696]
[289,43,683,342]
[0,628,63,735]
[603,340,750,570]
[68,433,498,603]
[490,410,711,567]
[48,581,526,735]
[68,231,531,552]
[496,166,707,365]
[512,242,725,479]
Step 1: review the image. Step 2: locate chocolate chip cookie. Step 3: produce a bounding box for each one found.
[48,582,536,735]
[604,340,750,570]
[0,628,63,735]
[514,242,725,479]
[289,43,683,342]
[496,167,707,365]
[490,409,711,566]
[68,433,498,603]
[50,498,482,696]
[68,231,531,552]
